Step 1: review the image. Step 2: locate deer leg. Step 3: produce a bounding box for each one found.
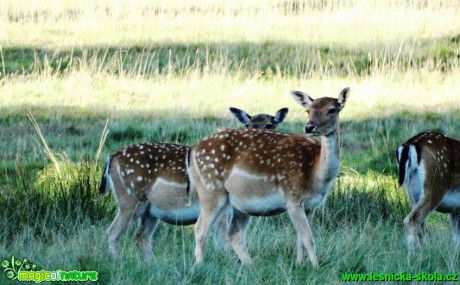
[134,204,159,261]
[227,207,252,264]
[296,209,315,263]
[194,193,228,264]
[404,199,435,251]
[296,233,304,263]
[107,202,145,258]
[419,221,427,245]
[287,202,318,267]
[450,213,460,248]
[213,207,232,251]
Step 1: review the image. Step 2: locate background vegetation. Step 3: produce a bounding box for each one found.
[1,0,459,284]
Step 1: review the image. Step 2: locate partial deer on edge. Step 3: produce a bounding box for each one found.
[396,132,460,250]
[188,88,350,266]
[98,107,288,260]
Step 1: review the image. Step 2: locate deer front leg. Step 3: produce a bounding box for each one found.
[287,202,318,267]
[296,209,315,263]
[227,207,252,264]
[450,213,460,249]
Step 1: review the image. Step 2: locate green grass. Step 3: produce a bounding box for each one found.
[1,36,460,78]
[1,0,460,284]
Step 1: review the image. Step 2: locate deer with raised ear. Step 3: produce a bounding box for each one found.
[229,107,289,130]
[188,87,350,266]
[396,132,460,250]
[98,107,289,260]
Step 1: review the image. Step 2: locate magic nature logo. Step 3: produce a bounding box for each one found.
[2,256,98,283]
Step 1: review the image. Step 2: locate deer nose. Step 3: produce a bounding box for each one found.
[304,123,316,133]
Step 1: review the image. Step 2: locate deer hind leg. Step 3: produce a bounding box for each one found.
[107,202,146,258]
[134,204,159,261]
[296,209,315,263]
[227,207,252,264]
[450,213,460,248]
[404,197,439,251]
[194,191,228,264]
[286,201,318,267]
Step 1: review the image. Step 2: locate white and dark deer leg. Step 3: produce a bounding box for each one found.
[107,202,146,257]
[213,207,231,251]
[134,206,159,261]
[406,191,427,243]
[405,177,449,250]
[286,201,318,267]
[450,213,460,248]
[227,208,252,264]
[404,198,439,250]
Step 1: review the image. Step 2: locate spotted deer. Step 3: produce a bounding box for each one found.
[98,107,289,260]
[396,132,460,250]
[188,87,350,266]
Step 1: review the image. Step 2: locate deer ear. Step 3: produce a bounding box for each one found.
[290,90,314,109]
[337,87,350,110]
[274,108,289,125]
[229,107,252,125]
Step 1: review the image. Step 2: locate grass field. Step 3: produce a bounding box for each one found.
[1,0,460,284]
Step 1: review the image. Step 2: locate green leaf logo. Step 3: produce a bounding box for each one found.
[1,260,9,268]
[2,256,37,280]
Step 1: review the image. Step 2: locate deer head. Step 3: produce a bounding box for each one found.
[229,107,289,130]
[290,87,349,135]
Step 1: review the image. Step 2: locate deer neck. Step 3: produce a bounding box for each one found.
[318,128,340,184]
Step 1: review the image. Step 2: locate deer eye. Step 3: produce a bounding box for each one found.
[264,123,274,129]
[327,108,337,115]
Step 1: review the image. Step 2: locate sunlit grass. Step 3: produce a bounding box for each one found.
[1,0,460,48]
[2,67,459,122]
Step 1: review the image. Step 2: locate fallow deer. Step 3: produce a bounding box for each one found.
[99,107,289,260]
[396,132,460,250]
[229,107,289,130]
[188,87,350,266]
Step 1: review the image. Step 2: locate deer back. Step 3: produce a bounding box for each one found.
[108,143,190,202]
[191,128,323,198]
